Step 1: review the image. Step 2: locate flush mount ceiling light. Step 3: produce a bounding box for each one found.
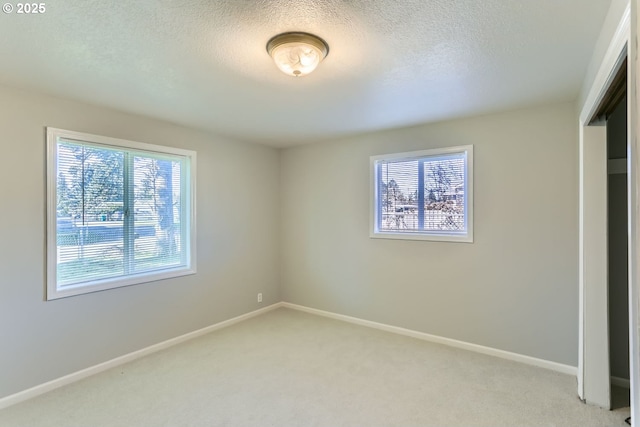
[266,32,329,77]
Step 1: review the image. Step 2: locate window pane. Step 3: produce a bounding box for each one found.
[423,154,466,232]
[48,128,196,300]
[372,146,472,242]
[56,142,125,286]
[133,156,184,273]
[379,160,419,231]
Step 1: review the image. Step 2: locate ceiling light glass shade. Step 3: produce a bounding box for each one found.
[267,32,329,77]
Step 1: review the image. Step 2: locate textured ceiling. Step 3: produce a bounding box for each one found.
[0,0,611,147]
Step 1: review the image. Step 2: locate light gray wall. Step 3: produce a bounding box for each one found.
[578,0,628,109]
[280,102,579,366]
[607,97,630,380]
[0,84,280,399]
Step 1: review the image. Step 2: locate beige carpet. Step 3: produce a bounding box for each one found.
[0,308,631,426]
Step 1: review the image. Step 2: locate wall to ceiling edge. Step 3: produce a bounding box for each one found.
[579,0,630,110]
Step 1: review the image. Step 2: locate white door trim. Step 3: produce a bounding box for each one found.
[629,0,640,423]
[580,6,631,126]
[578,1,630,411]
[579,123,610,408]
[578,0,640,426]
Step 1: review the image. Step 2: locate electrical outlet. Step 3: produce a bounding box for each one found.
[257,293,262,303]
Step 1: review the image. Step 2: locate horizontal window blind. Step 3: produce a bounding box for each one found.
[371,146,472,242]
[47,128,196,299]
[56,142,126,285]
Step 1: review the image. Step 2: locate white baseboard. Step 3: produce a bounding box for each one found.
[0,302,283,411]
[611,376,631,389]
[1,301,579,411]
[281,302,578,376]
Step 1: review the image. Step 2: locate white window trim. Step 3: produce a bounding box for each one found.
[46,127,197,300]
[370,145,473,243]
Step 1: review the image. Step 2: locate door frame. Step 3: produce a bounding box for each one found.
[579,2,639,422]
[629,0,639,421]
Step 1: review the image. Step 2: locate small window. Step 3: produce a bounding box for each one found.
[370,145,473,242]
[46,128,196,300]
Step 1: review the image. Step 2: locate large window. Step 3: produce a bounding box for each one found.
[370,145,473,242]
[46,128,196,300]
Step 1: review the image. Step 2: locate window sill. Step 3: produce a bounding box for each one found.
[46,267,196,300]
[370,231,473,243]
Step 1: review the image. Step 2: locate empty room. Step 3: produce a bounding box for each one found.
[0,1,638,426]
